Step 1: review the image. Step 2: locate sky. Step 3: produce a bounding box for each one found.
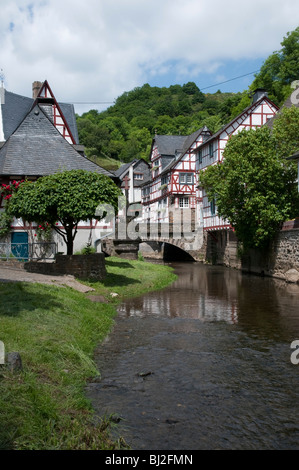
[0,0,299,115]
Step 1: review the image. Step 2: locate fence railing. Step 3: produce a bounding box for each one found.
[0,242,57,261]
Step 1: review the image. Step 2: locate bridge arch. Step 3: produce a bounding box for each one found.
[139,240,196,262]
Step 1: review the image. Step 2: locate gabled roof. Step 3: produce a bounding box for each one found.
[158,126,212,176]
[114,158,151,188]
[195,94,279,148]
[114,159,139,178]
[33,80,78,144]
[153,135,187,157]
[0,87,79,144]
[0,104,114,178]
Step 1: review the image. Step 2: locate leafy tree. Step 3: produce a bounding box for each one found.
[199,120,299,250]
[251,27,299,105]
[272,105,299,159]
[8,170,121,255]
[75,27,299,165]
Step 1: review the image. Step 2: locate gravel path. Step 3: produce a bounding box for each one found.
[0,265,94,293]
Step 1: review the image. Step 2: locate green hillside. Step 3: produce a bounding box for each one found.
[76,27,299,168]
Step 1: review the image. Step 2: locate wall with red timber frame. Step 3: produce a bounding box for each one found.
[198,97,279,232]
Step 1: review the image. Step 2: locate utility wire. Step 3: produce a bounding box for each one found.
[200,70,260,90]
[68,69,261,105]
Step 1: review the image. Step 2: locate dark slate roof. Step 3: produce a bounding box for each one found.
[1,89,79,144]
[114,158,151,187]
[158,126,212,176]
[0,104,114,178]
[114,159,138,178]
[154,135,187,157]
[179,126,211,158]
[59,102,79,143]
[1,90,33,141]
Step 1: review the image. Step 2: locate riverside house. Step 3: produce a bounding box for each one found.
[140,89,278,251]
[0,80,118,258]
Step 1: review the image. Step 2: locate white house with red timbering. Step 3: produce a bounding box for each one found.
[140,89,279,258]
[0,80,118,258]
[141,126,212,228]
[196,89,279,233]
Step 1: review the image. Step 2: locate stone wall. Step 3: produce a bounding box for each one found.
[204,228,299,283]
[101,239,139,260]
[24,253,107,280]
[246,229,299,283]
[204,230,241,269]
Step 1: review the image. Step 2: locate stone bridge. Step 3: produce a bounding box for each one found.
[102,222,205,261]
[138,223,205,261]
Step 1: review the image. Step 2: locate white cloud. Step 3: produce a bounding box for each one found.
[1,0,298,114]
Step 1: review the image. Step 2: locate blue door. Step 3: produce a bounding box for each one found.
[11,232,29,261]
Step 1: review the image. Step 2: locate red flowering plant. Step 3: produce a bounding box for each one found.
[0,180,25,238]
[1,180,24,201]
[35,221,52,241]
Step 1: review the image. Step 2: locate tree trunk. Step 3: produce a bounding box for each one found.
[66,225,74,255]
[66,239,74,256]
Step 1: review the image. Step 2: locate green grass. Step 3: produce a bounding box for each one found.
[0,257,176,450]
[82,257,177,300]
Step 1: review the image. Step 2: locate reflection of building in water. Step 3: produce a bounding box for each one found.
[118,263,299,341]
[118,264,240,324]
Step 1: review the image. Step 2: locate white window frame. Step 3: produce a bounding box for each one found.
[179,197,189,208]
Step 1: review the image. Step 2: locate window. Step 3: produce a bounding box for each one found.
[209,143,214,158]
[179,173,194,185]
[210,199,216,215]
[198,149,202,164]
[179,197,189,208]
[161,175,168,185]
[142,187,150,198]
[186,174,193,184]
[158,198,167,209]
[134,173,143,180]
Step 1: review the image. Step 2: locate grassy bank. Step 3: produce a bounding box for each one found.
[0,257,176,450]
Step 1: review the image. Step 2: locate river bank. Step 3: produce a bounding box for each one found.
[0,257,176,450]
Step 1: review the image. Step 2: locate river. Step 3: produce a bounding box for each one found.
[86,262,299,450]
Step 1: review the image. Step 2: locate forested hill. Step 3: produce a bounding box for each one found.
[76,27,299,170]
[76,84,243,168]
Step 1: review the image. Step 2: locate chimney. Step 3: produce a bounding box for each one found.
[252,88,268,104]
[32,81,42,99]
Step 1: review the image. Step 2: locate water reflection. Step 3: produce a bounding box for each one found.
[118,262,299,341]
[89,262,299,450]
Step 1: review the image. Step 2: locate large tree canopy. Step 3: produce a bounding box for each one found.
[251,27,299,106]
[199,107,299,250]
[8,170,121,255]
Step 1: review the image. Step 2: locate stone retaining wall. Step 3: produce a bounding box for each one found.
[205,228,299,283]
[24,253,107,280]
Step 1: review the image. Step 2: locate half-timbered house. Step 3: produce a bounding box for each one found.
[141,126,212,230]
[114,158,151,204]
[0,80,118,258]
[196,89,279,233]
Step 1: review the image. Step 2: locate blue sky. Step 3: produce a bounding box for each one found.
[0,0,298,115]
[148,57,266,94]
